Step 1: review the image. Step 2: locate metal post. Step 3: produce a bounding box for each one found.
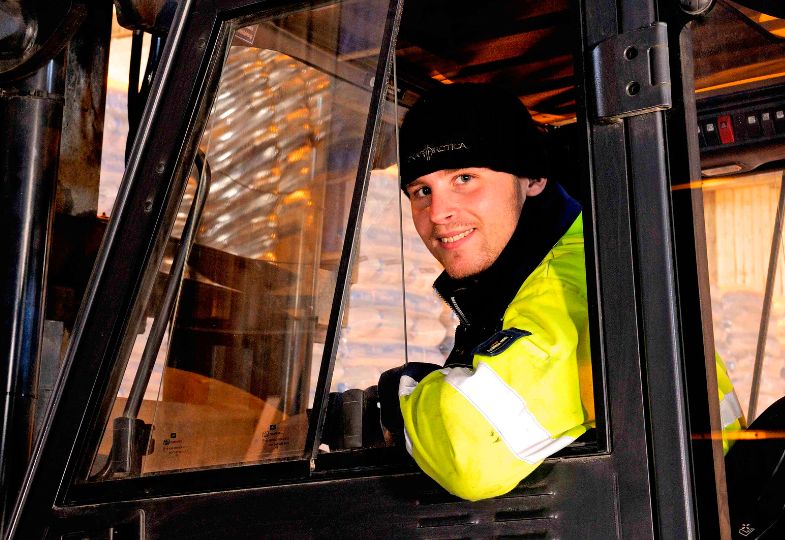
[0,56,65,531]
[748,171,785,422]
[57,0,112,217]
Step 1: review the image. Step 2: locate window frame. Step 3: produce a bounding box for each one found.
[7,0,403,531]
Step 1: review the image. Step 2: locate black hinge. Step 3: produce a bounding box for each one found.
[591,22,672,121]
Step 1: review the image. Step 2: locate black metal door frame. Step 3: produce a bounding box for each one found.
[578,0,727,536]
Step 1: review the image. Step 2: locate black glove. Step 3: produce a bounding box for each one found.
[378,362,442,445]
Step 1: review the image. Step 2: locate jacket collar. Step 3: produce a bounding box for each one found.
[433,182,581,326]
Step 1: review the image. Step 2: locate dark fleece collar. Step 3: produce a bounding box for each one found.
[434,182,581,330]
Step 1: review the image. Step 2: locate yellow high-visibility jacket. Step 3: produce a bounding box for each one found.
[398,214,744,501]
[716,353,745,453]
[399,215,593,501]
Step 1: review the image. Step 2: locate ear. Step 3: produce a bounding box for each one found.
[525,177,547,197]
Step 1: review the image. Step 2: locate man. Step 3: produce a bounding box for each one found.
[377,83,746,502]
[378,83,595,501]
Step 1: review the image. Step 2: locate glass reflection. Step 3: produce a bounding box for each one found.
[87,0,390,479]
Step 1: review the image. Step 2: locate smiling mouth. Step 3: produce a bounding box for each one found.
[439,229,474,244]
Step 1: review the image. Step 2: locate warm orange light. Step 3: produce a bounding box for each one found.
[692,430,785,440]
[283,189,310,204]
[286,109,308,121]
[697,71,785,94]
[671,178,738,191]
[432,72,454,84]
[287,146,311,163]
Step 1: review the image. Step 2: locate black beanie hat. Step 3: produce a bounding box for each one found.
[399,83,548,190]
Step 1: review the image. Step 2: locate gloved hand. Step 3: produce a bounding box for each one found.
[378,362,442,445]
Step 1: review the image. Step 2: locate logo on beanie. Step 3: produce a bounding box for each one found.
[408,142,468,163]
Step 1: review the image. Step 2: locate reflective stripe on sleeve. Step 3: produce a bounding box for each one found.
[404,427,414,455]
[720,389,743,429]
[524,433,579,463]
[444,362,573,464]
[399,375,419,397]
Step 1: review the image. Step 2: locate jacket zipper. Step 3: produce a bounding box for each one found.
[450,297,469,325]
[434,286,470,326]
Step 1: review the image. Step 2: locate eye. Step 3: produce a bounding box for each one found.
[409,185,431,198]
[455,173,473,184]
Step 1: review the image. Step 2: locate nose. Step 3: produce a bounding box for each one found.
[428,189,456,224]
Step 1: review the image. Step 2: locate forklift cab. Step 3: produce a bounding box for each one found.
[5,0,785,537]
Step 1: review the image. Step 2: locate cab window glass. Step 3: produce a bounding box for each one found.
[321,0,600,455]
[331,158,455,394]
[85,0,600,479]
[84,0,390,480]
[690,0,785,529]
[702,172,785,415]
[693,0,785,422]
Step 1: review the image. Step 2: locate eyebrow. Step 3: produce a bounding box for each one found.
[412,168,473,184]
[446,167,486,175]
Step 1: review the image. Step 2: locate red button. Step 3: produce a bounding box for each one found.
[717,114,735,144]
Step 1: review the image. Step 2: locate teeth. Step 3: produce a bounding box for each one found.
[440,229,472,243]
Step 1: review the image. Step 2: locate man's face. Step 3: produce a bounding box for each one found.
[405,167,546,279]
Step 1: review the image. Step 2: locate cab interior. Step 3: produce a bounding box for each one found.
[12,0,785,536]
